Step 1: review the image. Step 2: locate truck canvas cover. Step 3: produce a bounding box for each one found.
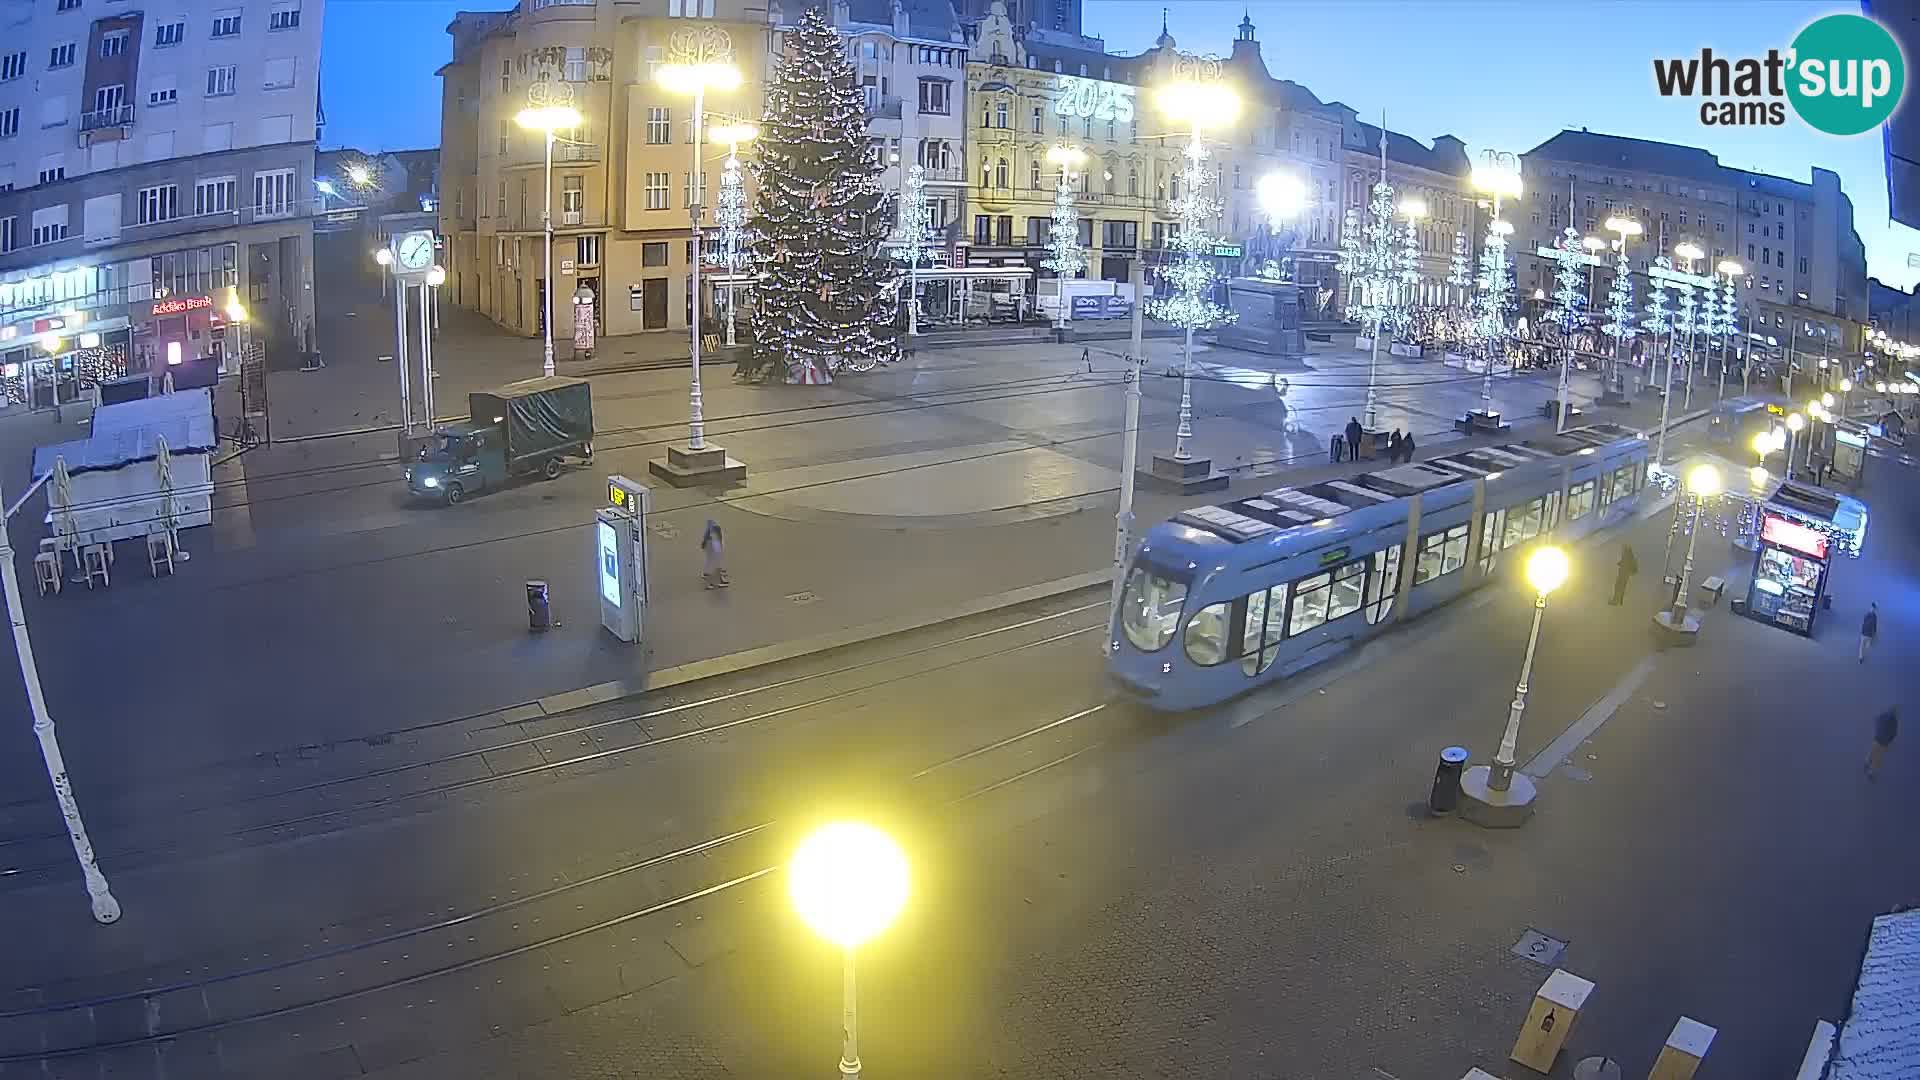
[469,377,592,464]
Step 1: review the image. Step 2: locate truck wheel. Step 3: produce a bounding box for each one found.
[543,457,562,481]
[444,482,465,505]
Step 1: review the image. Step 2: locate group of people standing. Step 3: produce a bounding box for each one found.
[1338,418,1418,465]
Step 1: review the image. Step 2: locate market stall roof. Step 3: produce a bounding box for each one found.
[1825,908,1920,1079]
[31,388,216,480]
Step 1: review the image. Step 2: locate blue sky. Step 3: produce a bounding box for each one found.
[321,0,1920,288]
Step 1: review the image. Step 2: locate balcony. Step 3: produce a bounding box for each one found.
[80,105,135,132]
[864,95,902,121]
[918,165,963,184]
[554,142,599,163]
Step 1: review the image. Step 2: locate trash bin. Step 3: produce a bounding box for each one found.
[526,580,553,631]
[1429,746,1469,815]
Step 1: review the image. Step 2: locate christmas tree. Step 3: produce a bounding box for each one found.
[744,8,900,384]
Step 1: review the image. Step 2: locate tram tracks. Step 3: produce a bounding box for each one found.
[0,598,1112,880]
[0,689,1120,1063]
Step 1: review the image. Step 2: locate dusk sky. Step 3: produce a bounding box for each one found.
[321,0,1920,289]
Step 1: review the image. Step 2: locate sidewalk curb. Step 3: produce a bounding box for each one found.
[497,569,1113,725]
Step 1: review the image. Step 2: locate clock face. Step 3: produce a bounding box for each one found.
[397,232,434,270]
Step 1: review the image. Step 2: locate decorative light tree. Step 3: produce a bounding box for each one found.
[1147,121,1235,462]
[1601,244,1637,395]
[1337,206,1362,315]
[1471,219,1515,413]
[1347,179,1418,428]
[745,8,899,384]
[711,132,752,348]
[1643,256,1672,390]
[1042,157,1088,322]
[1673,277,1698,408]
[1447,229,1472,315]
[892,163,932,337]
[1718,271,1739,395]
[1549,227,1587,432]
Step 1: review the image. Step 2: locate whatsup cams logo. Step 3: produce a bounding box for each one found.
[1652,13,1905,135]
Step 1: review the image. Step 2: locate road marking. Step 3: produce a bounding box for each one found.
[1522,657,1655,779]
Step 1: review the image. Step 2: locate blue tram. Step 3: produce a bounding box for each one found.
[1108,424,1652,711]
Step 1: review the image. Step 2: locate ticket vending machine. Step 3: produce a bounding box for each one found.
[596,475,652,643]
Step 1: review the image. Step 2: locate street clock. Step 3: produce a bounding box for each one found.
[393,229,437,278]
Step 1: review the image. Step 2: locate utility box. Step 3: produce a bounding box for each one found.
[1649,1017,1715,1080]
[595,474,652,644]
[1510,968,1595,1075]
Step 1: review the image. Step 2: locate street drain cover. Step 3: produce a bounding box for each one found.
[786,591,818,605]
[1512,929,1567,967]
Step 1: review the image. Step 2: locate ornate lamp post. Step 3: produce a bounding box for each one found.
[1654,464,1721,644]
[515,82,583,379]
[1465,152,1521,430]
[1460,545,1568,828]
[790,823,910,1080]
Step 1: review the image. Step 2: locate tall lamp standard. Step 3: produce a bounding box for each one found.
[1784,411,1805,480]
[1459,545,1569,828]
[1714,260,1742,400]
[790,823,910,1080]
[1467,154,1522,428]
[1839,377,1853,418]
[514,88,584,379]
[655,41,742,456]
[1673,242,1705,409]
[1655,464,1721,644]
[1153,74,1240,465]
[1043,144,1088,334]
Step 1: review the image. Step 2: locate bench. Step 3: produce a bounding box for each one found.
[1698,576,1726,607]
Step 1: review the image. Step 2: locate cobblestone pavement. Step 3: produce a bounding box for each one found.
[4,415,1905,1078]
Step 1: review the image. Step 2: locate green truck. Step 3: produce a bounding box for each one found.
[405,377,594,504]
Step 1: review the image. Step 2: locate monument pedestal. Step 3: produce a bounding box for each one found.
[649,443,748,487]
[1213,278,1308,363]
[1455,409,1512,435]
[1144,452,1229,495]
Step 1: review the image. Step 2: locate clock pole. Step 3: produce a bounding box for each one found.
[541,129,556,378]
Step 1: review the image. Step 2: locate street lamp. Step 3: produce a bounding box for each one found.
[1468,156,1522,423]
[1662,463,1721,632]
[1255,171,1309,227]
[790,823,909,1080]
[516,91,584,380]
[655,42,742,455]
[1486,545,1569,795]
[1601,215,1643,400]
[1153,75,1240,464]
[1785,411,1805,479]
[1044,144,1087,334]
[1839,377,1853,417]
[1714,259,1742,399]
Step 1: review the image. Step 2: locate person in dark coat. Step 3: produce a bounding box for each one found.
[1611,543,1639,606]
[1345,417,1364,462]
[1399,431,1416,462]
[1860,602,1879,663]
[1867,706,1898,780]
[1387,430,1404,464]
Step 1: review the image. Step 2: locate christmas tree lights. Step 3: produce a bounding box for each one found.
[1601,245,1636,395]
[1146,133,1234,460]
[743,9,900,384]
[1447,229,1472,309]
[712,146,750,346]
[892,163,932,336]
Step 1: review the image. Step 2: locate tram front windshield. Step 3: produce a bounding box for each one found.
[1120,567,1188,652]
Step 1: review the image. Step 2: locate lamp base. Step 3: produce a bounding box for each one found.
[649,443,748,487]
[1457,764,1538,829]
[1143,453,1230,494]
[1456,410,1511,435]
[1650,609,1703,647]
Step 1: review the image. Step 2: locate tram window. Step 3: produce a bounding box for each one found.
[1568,480,1597,520]
[1544,491,1561,530]
[1481,508,1508,569]
[1505,497,1543,549]
[1240,584,1286,675]
[1120,568,1186,652]
[1364,544,1402,623]
[1597,475,1615,508]
[1327,561,1366,621]
[1183,602,1230,666]
[1288,572,1332,636]
[1336,557,1367,618]
[1413,525,1467,584]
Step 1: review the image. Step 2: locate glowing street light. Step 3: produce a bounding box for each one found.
[344,162,373,188]
[373,247,393,267]
[1467,155,1522,421]
[1472,545,1569,814]
[1255,171,1309,226]
[1661,464,1721,632]
[1600,216,1644,399]
[1153,73,1239,463]
[790,823,909,1080]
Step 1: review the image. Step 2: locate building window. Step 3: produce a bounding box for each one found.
[48,43,76,68]
[195,175,235,216]
[57,0,81,9]
[1029,160,1040,189]
[562,174,583,214]
[148,80,177,106]
[1030,105,1042,133]
[0,216,13,254]
[268,2,300,30]
[206,65,236,96]
[1777,250,1785,269]
[253,168,294,219]
[1,52,26,81]
[496,180,506,217]
[576,233,600,266]
[995,99,1008,128]
[647,106,670,144]
[98,29,129,57]
[642,241,668,266]
[645,171,669,210]
[562,46,587,82]
[137,184,179,224]
[917,78,949,115]
[668,0,717,14]
[38,158,66,184]
[210,10,240,37]
[0,108,16,138]
[31,206,70,245]
[1798,256,1809,275]
[500,59,511,93]
[263,57,295,89]
[153,20,184,46]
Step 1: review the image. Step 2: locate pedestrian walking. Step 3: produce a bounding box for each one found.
[1859,602,1879,663]
[1610,543,1638,606]
[1399,431,1416,462]
[1345,416,1364,462]
[1866,706,1898,780]
[700,519,729,589]
[1387,429,1404,464]
[1081,347,1092,372]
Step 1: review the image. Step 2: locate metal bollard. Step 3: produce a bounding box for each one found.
[526,580,553,631]
[1429,746,1469,815]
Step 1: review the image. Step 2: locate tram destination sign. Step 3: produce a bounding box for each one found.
[1316,546,1351,566]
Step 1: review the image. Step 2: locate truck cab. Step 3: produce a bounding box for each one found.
[407,422,504,503]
